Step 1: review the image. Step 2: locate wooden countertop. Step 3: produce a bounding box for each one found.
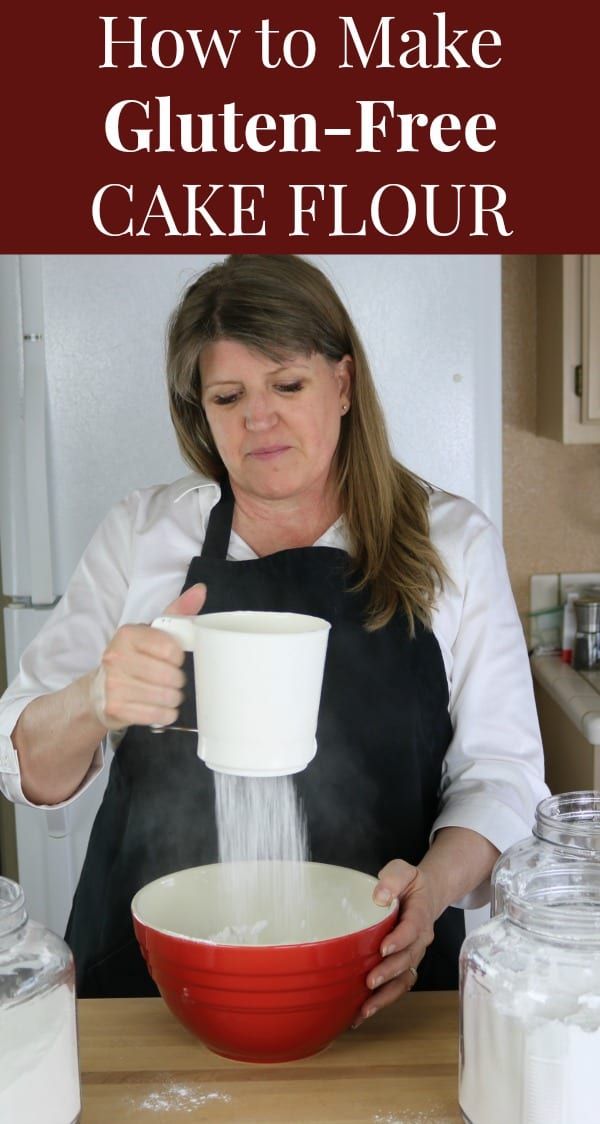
[78,993,461,1123]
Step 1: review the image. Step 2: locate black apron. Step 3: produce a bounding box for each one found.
[66,480,464,996]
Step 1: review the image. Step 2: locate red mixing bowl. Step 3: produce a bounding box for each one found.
[131,860,398,1063]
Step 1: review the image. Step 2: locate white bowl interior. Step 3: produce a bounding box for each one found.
[132,861,396,946]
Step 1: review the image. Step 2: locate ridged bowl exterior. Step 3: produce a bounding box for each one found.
[133,906,397,1062]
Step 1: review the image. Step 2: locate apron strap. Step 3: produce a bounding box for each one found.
[200,476,234,560]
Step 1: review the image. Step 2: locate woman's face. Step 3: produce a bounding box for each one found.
[200,339,352,503]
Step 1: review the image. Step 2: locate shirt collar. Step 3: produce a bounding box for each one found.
[173,475,221,504]
[172,474,348,547]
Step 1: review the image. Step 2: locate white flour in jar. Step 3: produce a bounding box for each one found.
[0,979,80,1123]
[460,975,600,1124]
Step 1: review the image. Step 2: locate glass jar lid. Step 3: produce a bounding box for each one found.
[0,877,27,938]
[533,790,600,851]
[506,862,600,944]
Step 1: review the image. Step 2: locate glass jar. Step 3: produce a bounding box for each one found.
[492,790,600,915]
[460,862,600,1124]
[0,877,81,1123]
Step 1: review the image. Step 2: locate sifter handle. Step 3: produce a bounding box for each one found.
[149,615,199,734]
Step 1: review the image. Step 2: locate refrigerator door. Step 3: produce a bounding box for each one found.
[3,605,110,935]
[0,256,31,599]
[1,254,202,600]
[13,773,109,937]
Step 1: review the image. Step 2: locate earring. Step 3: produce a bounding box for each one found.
[341,404,348,413]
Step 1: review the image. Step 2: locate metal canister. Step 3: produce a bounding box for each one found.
[573,597,600,670]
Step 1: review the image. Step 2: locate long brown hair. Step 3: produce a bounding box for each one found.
[166,255,446,632]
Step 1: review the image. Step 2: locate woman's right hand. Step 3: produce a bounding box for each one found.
[88,583,207,731]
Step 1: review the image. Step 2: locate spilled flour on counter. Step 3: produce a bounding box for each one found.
[131,1084,232,1113]
[212,772,311,942]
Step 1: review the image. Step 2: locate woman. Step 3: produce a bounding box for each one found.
[0,255,547,1017]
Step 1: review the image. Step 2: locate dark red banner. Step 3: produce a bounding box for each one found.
[2,4,597,250]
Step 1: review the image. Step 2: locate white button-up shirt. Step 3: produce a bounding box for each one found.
[0,474,548,905]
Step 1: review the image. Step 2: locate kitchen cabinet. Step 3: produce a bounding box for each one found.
[537,254,600,443]
[78,994,462,1123]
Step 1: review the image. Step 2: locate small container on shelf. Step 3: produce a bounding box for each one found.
[573,597,600,671]
[561,590,580,663]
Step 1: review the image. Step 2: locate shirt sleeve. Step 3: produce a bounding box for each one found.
[0,495,134,808]
[431,518,549,909]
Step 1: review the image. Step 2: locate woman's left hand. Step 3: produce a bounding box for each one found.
[354,859,438,1027]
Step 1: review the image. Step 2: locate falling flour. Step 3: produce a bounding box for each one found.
[212,773,311,943]
[215,774,309,865]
